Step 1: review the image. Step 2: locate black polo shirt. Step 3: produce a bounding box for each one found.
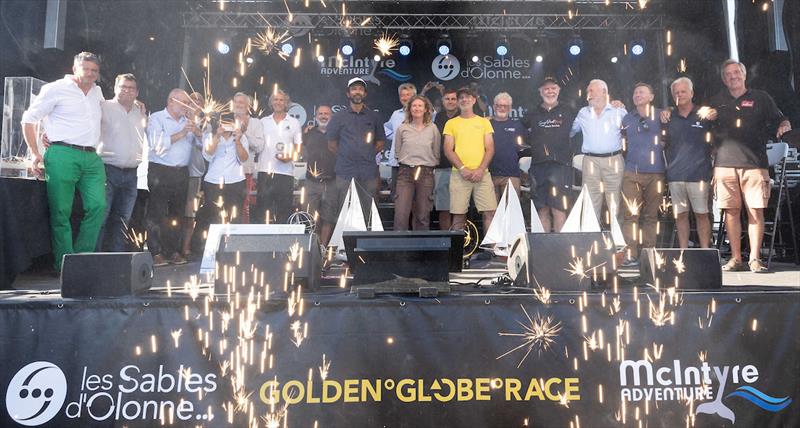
[433,110,457,169]
[522,103,579,165]
[709,89,787,169]
[662,107,713,182]
[326,105,386,180]
[302,126,335,181]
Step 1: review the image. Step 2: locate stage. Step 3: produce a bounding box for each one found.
[2,260,799,427]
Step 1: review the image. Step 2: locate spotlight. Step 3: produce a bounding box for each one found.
[373,54,381,62]
[631,39,645,56]
[245,56,254,64]
[611,56,619,63]
[216,41,230,55]
[436,35,452,56]
[471,55,479,63]
[340,39,355,56]
[495,36,509,57]
[317,55,325,63]
[398,37,412,56]
[568,37,583,56]
[280,41,294,56]
[535,55,543,63]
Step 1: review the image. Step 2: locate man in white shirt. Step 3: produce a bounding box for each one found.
[384,83,417,198]
[97,73,147,252]
[21,52,106,271]
[145,88,196,266]
[232,92,264,223]
[570,79,627,222]
[253,89,302,223]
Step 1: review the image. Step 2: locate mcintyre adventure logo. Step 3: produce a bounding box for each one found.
[319,56,411,85]
[5,361,68,426]
[5,361,218,426]
[619,359,792,423]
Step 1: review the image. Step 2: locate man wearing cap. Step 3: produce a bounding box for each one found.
[327,77,386,222]
[443,86,496,233]
[21,52,106,271]
[570,79,627,223]
[523,77,579,232]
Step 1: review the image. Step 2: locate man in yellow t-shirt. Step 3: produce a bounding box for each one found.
[443,86,497,233]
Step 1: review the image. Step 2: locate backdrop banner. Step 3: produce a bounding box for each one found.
[0,290,798,427]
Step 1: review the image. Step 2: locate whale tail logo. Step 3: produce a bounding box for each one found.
[696,371,735,423]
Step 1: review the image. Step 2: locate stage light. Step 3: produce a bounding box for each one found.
[373,54,381,62]
[495,36,510,57]
[245,56,254,64]
[436,35,452,56]
[631,39,646,56]
[568,37,583,56]
[398,37,412,56]
[216,41,230,55]
[471,55,479,63]
[340,39,355,56]
[611,56,619,63]
[535,55,543,63]
[317,55,325,63]
[280,41,294,56]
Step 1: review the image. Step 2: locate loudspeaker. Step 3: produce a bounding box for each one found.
[342,231,464,286]
[61,252,154,298]
[639,248,722,290]
[508,232,616,290]
[214,233,321,293]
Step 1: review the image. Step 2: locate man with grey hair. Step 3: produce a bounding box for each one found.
[21,51,106,272]
[384,83,417,199]
[232,92,264,222]
[570,79,627,223]
[489,91,526,200]
[710,59,791,272]
[253,89,302,223]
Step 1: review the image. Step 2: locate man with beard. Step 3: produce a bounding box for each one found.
[432,88,459,230]
[303,105,336,246]
[327,78,386,223]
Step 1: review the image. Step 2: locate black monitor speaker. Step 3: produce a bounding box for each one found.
[61,252,154,298]
[342,231,464,285]
[639,248,722,290]
[508,232,617,290]
[214,233,321,293]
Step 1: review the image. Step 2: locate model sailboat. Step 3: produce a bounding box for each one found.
[328,178,383,251]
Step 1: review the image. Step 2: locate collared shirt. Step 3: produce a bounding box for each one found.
[256,114,302,176]
[327,105,386,180]
[489,118,526,177]
[99,100,146,168]
[146,108,195,167]
[302,126,335,181]
[383,107,405,167]
[395,122,441,167]
[710,88,788,169]
[662,107,713,182]
[241,116,265,175]
[203,134,248,185]
[433,110,457,168]
[523,103,578,165]
[21,75,103,147]
[570,104,627,154]
[621,109,665,174]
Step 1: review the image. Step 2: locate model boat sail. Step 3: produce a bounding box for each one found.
[329,178,383,250]
[561,185,626,248]
[480,179,526,256]
[530,200,545,233]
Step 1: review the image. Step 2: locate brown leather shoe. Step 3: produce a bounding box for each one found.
[170,253,188,265]
[153,254,169,267]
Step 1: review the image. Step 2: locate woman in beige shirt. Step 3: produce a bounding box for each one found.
[393,95,441,230]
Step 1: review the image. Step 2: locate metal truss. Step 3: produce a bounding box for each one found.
[182,12,664,32]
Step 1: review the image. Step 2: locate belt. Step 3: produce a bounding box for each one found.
[51,141,96,152]
[400,164,434,169]
[583,150,622,158]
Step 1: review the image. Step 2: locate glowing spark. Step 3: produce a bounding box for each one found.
[622,194,643,216]
[497,305,562,368]
[672,251,686,274]
[253,26,292,60]
[319,354,331,380]
[171,329,182,348]
[533,285,551,305]
[697,106,713,120]
[584,332,599,351]
[374,33,399,56]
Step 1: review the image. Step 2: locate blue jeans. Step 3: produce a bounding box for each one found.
[98,164,139,251]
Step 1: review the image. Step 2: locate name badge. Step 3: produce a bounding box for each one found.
[741,100,754,108]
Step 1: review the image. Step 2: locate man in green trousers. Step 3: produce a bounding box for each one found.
[21,52,106,271]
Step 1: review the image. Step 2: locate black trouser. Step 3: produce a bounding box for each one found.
[254,173,294,224]
[192,180,246,253]
[145,163,188,257]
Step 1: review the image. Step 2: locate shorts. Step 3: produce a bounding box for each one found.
[305,179,338,224]
[668,181,710,215]
[532,162,575,211]
[713,167,770,210]
[184,176,202,218]
[434,168,451,211]
[449,170,498,214]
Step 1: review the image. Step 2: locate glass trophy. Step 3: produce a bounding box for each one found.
[1,76,47,179]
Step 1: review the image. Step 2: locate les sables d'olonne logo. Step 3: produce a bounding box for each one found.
[5,361,68,426]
